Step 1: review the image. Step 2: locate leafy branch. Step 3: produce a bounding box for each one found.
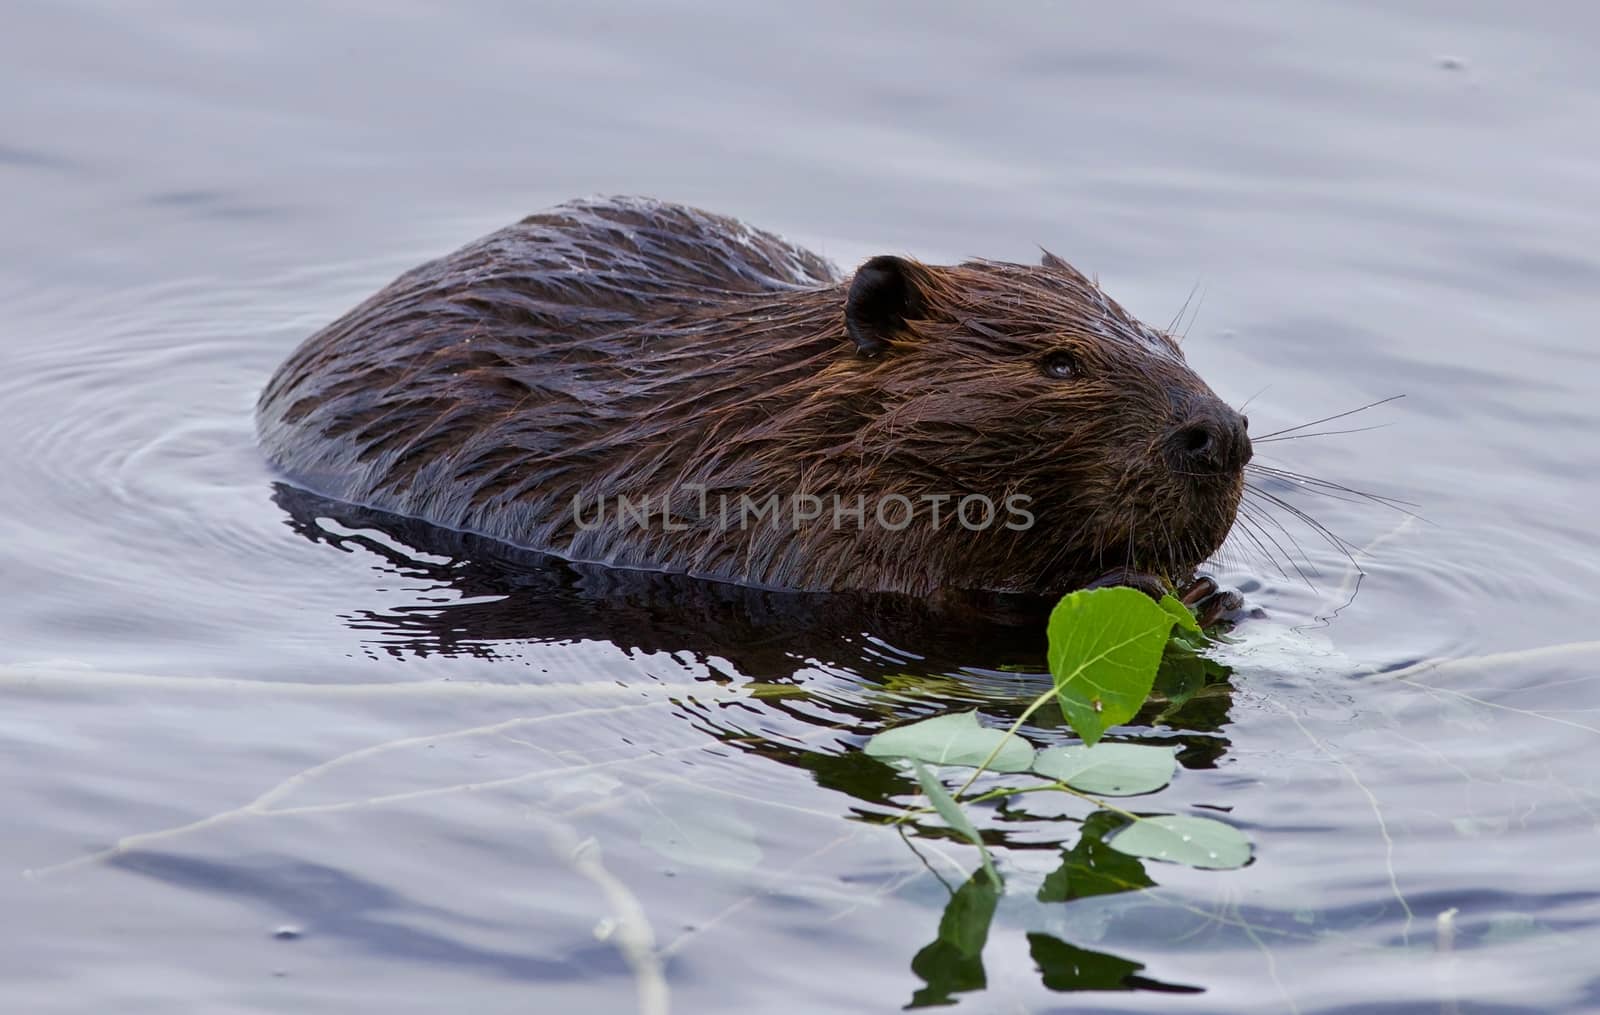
[865,586,1253,886]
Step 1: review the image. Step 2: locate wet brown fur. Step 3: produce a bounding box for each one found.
[257,196,1247,597]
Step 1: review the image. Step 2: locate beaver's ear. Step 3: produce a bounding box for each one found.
[846,255,931,357]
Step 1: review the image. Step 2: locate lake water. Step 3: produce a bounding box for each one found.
[5,2,1599,1012]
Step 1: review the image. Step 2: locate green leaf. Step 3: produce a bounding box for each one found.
[1032,743,1177,796]
[1046,587,1180,746]
[864,711,1035,772]
[913,762,1001,888]
[1037,811,1153,902]
[1108,814,1252,870]
[1159,593,1214,655]
[1157,593,1202,635]
[907,871,1001,1008]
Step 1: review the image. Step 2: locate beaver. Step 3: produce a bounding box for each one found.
[257,196,1251,605]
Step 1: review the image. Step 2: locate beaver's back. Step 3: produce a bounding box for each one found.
[257,196,838,521]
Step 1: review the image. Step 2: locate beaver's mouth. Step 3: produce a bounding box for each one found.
[1149,486,1244,580]
[1090,477,1245,588]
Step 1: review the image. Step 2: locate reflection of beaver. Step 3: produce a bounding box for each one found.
[267,482,1240,758]
[258,196,1250,601]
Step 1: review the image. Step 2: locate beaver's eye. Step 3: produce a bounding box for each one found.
[1041,350,1077,380]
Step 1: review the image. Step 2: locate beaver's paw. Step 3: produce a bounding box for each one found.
[1086,570,1244,628]
[1178,574,1245,628]
[1085,569,1169,601]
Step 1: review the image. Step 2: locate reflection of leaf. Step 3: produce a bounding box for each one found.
[640,800,762,872]
[1047,588,1179,746]
[1032,743,1177,796]
[1027,932,1202,994]
[865,711,1035,771]
[914,763,1000,888]
[743,682,811,699]
[1109,814,1251,870]
[800,749,914,805]
[876,671,982,700]
[1151,640,1234,730]
[1153,643,1206,707]
[907,871,1000,1008]
[1039,811,1154,902]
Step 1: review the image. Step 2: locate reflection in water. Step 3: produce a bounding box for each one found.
[906,812,1207,1007]
[269,482,1056,678]
[269,480,1240,1001]
[112,852,599,981]
[1027,932,1204,996]
[270,481,1236,737]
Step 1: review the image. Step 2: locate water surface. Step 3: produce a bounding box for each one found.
[4,2,1600,1012]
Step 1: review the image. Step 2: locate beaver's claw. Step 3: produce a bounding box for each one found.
[1085,569,1168,600]
[1177,574,1244,628]
[1087,570,1243,628]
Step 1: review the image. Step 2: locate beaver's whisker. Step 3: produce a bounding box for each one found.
[1245,484,1359,566]
[1237,500,1314,584]
[1228,499,1305,579]
[1236,383,1271,415]
[1221,508,1282,578]
[1250,394,1405,441]
[1166,280,1203,340]
[1236,519,1286,579]
[1152,506,1176,576]
[1253,422,1395,441]
[1239,517,1295,584]
[1247,463,1420,514]
[1219,527,1254,573]
[1179,286,1206,344]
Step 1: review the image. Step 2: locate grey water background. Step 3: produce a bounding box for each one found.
[3,1,1599,1012]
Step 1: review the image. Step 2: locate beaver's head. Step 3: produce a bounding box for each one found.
[837,253,1250,593]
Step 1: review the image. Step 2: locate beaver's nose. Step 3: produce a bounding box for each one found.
[1166,406,1252,475]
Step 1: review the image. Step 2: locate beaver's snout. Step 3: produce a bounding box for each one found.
[1165,403,1252,476]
